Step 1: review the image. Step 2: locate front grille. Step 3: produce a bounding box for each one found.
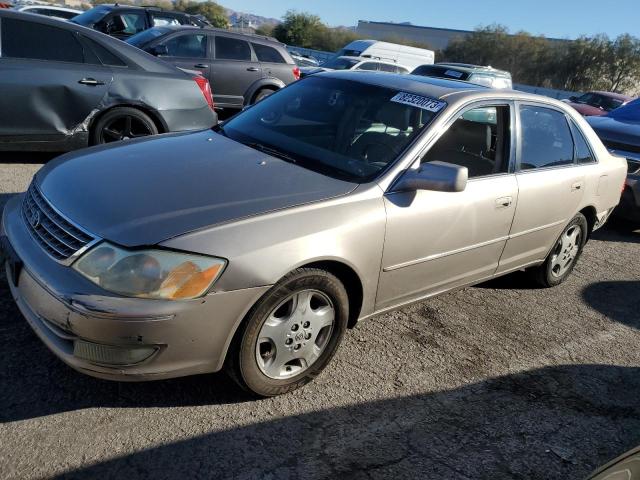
[22,184,95,261]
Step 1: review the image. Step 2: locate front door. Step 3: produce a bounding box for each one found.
[376,103,518,310]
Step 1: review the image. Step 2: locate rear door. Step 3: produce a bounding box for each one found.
[0,17,112,142]
[153,31,210,78]
[251,42,294,85]
[497,102,586,273]
[210,34,262,108]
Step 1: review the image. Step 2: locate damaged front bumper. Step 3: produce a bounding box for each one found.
[1,195,268,381]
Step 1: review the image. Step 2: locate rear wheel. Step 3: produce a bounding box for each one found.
[252,87,276,104]
[91,107,158,145]
[226,268,349,397]
[530,213,588,287]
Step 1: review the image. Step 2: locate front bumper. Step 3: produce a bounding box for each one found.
[1,195,269,381]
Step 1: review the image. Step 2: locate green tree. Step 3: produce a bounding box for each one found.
[272,10,323,49]
[174,0,229,28]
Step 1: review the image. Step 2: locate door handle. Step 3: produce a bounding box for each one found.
[571,182,584,191]
[194,63,209,69]
[246,67,260,72]
[78,78,104,86]
[495,196,513,208]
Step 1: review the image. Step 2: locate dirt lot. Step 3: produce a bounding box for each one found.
[1,153,639,480]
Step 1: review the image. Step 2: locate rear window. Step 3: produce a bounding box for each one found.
[1,17,84,63]
[70,6,110,26]
[82,36,127,67]
[215,36,251,61]
[252,43,286,63]
[126,27,169,47]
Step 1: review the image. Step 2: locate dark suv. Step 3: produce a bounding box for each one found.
[127,26,300,109]
[72,4,208,40]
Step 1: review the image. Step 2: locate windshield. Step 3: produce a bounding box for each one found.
[323,57,360,70]
[219,77,445,182]
[606,98,640,121]
[126,27,169,47]
[71,6,110,26]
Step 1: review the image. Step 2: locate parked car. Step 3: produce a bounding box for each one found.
[588,445,640,479]
[587,98,640,224]
[0,10,216,152]
[300,55,410,78]
[289,50,319,67]
[333,39,434,70]
[71,4,208,40]
[412,63,513,89]
[1,72,626,396]
[13,4,81,20]
[564,91,634,116]
[127,26,300,109]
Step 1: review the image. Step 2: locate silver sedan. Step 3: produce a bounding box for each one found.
[2,71,627,396]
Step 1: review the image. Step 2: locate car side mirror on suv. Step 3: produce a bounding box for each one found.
[394,161,468,193]
[150,44,169,56]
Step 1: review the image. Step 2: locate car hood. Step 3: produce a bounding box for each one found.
[36,130,357,247]
[568,103,605,116]
[587,115,640,147]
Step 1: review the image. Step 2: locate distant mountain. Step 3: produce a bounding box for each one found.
[224,8,279,28]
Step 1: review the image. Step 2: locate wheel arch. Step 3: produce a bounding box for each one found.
[243,77,285,106]
[579,205,598,239]
[88,103,168,144]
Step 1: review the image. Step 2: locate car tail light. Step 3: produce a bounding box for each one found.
[193,75,214,110]
[292,66,300,81]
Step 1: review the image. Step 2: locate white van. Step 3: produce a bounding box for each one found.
[333,40,434,71]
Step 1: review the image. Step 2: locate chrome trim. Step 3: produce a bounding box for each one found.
[384,219,566,272]
[383,236,509,272]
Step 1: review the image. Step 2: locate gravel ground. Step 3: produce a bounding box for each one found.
[0,153,639,480]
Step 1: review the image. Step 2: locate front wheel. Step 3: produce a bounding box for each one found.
[227,268,349,397]
[530,212,588,287]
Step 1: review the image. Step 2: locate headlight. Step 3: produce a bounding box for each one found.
[73,242,226,300]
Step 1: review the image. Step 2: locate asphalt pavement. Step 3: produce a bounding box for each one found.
[1,152,639,480]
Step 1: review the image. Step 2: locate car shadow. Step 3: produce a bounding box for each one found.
[51,363,640,479]
[592,222,640,244]
[0,151,60,164]
[582,281,640,329]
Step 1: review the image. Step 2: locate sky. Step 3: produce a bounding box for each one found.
[225,0,640,40]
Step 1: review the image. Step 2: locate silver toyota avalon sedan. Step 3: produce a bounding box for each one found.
[2,71,627,396]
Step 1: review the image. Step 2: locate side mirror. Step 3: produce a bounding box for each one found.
[150,44,169,56]
[394,161,468,193]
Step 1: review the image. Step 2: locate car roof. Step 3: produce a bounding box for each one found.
[434,62,511,77]
[318,70,565,106]
[16,5,81,11]
[336,55,402,66]
[147,24,283,46]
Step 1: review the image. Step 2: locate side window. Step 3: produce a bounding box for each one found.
[422,105,511,178]
[1,18,84,63]
[215,36,251,61]
[152,15,181,27]
[570,120,596,164]
[378,63,396,73]
[251,43,286,63]
[396,66,409,74]
[356,62,379,71]
[81,36,127,67]
[519,105,575,170]
[109,13,146,35]
[161,34,207,58]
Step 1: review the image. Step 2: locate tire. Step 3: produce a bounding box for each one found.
[252,88,276,104]
[530,212,588,287]
[90,107,158,145]
[226,268,349,397]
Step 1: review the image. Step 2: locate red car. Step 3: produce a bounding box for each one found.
[565,91,635,116]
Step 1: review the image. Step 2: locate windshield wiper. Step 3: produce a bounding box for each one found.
[245,142,299,164]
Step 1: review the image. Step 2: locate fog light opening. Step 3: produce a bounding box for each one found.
[73,340,157,366]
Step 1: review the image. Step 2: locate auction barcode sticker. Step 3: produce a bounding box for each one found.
[390,92,446,112]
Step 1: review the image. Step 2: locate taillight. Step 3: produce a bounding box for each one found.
[193,75,214,110]
[292,66,300,81]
